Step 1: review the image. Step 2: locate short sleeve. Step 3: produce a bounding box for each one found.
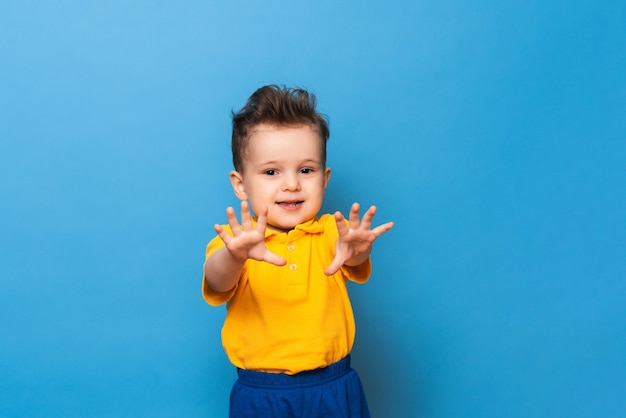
[202,229,239,306]
[341,257,372,284]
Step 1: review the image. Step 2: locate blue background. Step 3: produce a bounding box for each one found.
[1,1,625,417]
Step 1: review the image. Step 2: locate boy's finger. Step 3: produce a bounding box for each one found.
[349,203,360,228]
[334,211,349,236]
[371,221,394,237]
[214,224,232,244]
[324,259,341,276]
[255,207,268,232]
[225,206,241,234]
[264,251,287,266]
[361,205,377,230]
[240,201,253,230]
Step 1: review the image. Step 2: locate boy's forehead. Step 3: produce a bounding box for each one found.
[242,124,324,161]
[246,124,323,147]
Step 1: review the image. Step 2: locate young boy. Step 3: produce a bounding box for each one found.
[203,85,393,417]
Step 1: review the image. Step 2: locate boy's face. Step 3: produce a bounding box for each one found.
[230,123,331,233]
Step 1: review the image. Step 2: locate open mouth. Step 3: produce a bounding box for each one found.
[276,201,304,210]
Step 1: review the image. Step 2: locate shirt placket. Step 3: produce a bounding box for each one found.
[285,230,309,290]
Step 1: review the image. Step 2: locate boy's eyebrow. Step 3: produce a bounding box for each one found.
[300,158,322,165]
[256,158,322,166]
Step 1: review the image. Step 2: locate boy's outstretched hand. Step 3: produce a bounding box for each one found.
[215,201,287,266]
[324,203,394,276]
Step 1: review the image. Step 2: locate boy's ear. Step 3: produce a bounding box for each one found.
[323,167,331,191]
[229,170,248,200]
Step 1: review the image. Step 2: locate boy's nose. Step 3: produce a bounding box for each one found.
[282,173,301,191]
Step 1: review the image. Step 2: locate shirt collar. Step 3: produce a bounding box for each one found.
[260,217,324,239]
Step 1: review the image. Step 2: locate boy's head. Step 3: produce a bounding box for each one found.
[228,85,332,232]
[231,85,330,173]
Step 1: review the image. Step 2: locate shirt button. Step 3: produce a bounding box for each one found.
[289,263,297,271]
[287,244,295,251]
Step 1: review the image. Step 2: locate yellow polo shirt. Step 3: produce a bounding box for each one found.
[203,214,372,375]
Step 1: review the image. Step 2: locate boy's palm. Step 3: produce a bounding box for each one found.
[214,201,286,266]
[324,203,394,276]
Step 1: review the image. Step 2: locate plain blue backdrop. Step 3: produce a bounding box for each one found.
[1,1,625,417]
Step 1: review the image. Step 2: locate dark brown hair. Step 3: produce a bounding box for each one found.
[231,85,330,172]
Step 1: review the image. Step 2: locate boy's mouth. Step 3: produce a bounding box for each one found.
[276,200,304,210]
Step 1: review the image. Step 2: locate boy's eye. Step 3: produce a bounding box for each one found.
[300,168,314,174]
[263,169,276,176]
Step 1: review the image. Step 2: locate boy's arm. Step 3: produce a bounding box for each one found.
[324,203,394,276]
[204,246,246,292]
[204,201,286,292]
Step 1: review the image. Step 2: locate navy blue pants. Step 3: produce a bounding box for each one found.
[229,356,371,418]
